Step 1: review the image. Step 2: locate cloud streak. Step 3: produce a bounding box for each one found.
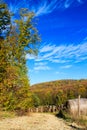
[26,41,87,64]
[4,0,86,16]
[60,65,72,69]
[34,62,51,71]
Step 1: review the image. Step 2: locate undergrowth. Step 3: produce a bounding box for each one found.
[56,110,87,129]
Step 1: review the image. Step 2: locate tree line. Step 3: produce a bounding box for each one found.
[31,79,87,107]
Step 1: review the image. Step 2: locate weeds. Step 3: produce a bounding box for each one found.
[56,110,87,129]
[0,111,16,119]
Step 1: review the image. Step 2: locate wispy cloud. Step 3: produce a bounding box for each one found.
[40,43,56,53]
[59,0,84,9]
[34,62,51,71]
[34,0,58,16]
[26,54,36,60]
[55,71,66,75]
[32,0,85,16]
[77,0,82,3]
[4,0,85,16]
[64,0,74,8]
[26,41,87,64]
[60,65,72,69]
[34,66,51,71]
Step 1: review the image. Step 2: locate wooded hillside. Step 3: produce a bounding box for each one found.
[30,79,87,106]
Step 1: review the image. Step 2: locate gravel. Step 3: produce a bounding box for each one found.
[0,113,75,130]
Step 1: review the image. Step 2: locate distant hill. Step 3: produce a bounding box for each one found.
[30,79,87,106]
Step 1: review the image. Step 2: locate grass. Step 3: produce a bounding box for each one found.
[0,110,16,119]
[56,110,87,129]
[72,115,87,128]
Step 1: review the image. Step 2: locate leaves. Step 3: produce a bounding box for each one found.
[0,4,40,111]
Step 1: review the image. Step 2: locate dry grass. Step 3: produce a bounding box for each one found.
[0,111,16,119]
[64,113,87,129]
[56,110,87,129]
[0,113,74,130]
[71,115,87,129]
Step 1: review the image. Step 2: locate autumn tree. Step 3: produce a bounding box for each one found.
[0,3,11,83]
[0,4,40,111]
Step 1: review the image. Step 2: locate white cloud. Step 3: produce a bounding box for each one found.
[35,62,47,66]
[55,71,66,75]
[60,65,72,69]
[26,42,87,64]
[50,59,67,63]
[34,61,51,71]
[26,54,37,60]
[34,0,85,16]
[40,44,55,53]
[34,66,51,71]
[39,42,87,62]
[6,0,85,17]
[35,0,58,16]
[64,0,83,9]
[64,0,73,8]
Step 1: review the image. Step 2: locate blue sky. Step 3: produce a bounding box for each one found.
[3,0,87,85]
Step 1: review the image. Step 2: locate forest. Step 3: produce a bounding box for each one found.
[30,79,87,107]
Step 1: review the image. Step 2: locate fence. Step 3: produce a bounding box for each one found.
[28,105,59,113]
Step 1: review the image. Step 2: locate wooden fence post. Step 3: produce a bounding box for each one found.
[78,95,80,116]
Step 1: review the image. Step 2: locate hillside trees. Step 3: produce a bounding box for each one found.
[32,94,41,107]
[0,3,40,110]
[31,80,87,106]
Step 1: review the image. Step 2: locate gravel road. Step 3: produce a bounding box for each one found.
[0,113,75,130]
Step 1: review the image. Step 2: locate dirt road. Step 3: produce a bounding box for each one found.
[0,113,75,130]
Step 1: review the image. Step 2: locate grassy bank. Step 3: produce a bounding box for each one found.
[56,110,87,129]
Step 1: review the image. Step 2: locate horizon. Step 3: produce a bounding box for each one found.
[3,0,87,85]
[31,78,87,86]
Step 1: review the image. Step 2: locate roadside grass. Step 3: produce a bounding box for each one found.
[0,111,16,119]
[56,110,87,129]
[71,115,87,128]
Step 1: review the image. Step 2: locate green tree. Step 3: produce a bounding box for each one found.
[32,94,41,107]
[0,5,40,111]
[0,3,11,82]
